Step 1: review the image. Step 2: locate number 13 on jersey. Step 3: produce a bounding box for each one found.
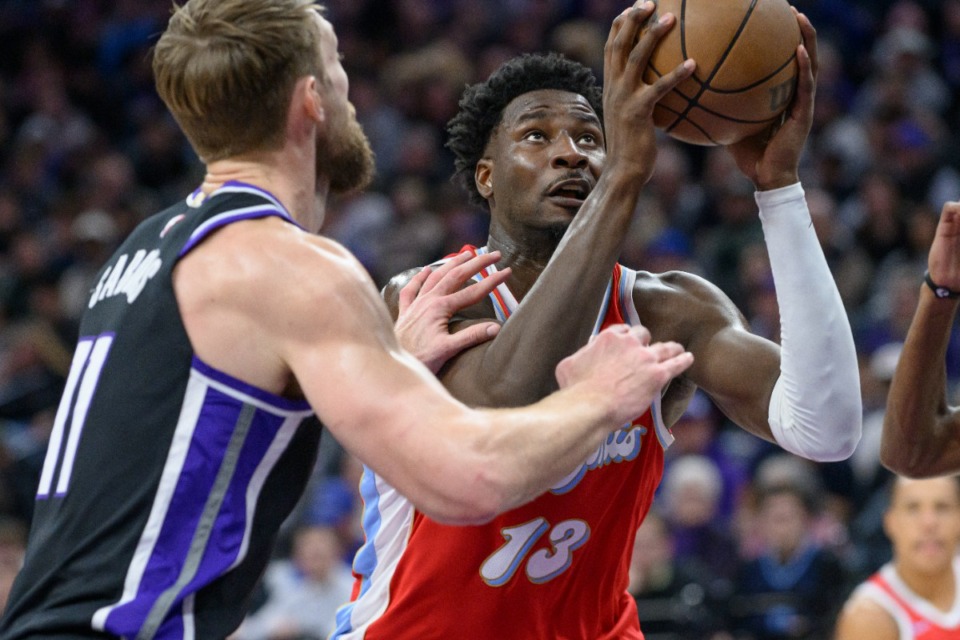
[480,517,591,586]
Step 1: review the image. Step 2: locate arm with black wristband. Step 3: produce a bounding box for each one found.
[882,201,960,476]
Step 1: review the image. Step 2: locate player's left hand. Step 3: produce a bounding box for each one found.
[928,201,960,293]
[725,9,817,191]
[394,250,509,373]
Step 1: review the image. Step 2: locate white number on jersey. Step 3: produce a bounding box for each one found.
[37,334,114,498]
[480,517,591,586]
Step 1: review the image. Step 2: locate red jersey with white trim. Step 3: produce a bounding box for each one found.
[850,560,960,639]
[333,246,672,640]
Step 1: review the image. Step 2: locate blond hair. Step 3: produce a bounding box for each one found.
[153,0,324,161]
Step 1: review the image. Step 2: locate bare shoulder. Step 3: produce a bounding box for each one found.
[631,269,748,343]
[174,217,393,392]
[382,266,427,318]
[177,217,372,315]
[834,592,899,640]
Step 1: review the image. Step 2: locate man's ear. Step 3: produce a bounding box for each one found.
[475,159,493,199]
[305,76,325,123]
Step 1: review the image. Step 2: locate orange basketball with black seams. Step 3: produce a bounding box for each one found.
[643,0,801,146]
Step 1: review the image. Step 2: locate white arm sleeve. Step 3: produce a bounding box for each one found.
[757,183,862,462]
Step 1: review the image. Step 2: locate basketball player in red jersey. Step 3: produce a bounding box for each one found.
[835,476,960,640]
[0,1,697,637]
[332,4,861,640]
[881,201,960,478]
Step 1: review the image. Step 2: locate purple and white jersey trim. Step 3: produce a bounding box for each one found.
[91,358,311,639]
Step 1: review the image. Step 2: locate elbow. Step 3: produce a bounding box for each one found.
[829,410,863,462]
[799,422,860,463]
[878,432,937,479]
[784,399,862,463]
[816,430,860,463]
[877,407,949,478]
[807,396,862,463]
[879,443,916,477]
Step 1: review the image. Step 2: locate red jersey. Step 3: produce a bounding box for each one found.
[333,246,673,640]
[850,560,960,639]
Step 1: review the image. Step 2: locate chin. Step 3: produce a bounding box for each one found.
[546,223,568,243]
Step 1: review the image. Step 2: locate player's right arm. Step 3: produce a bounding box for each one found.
[833,595,898,640]
[384,4,694,407]
[176,219,692,525]
[882,201,960,477]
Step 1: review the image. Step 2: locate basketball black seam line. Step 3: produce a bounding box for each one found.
[666,108,717,143]
[644,67,722,144]
[649,12,796,94]
[649,51,795,128]
[655,98,784,125]
[666,0,759,135]
[707,51,797,94]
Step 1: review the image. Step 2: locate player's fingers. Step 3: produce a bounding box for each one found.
[937,202,960,237]
[443,322,502,355]
[651,58,696,100]
[659,351,695,377]
[397,266,431,311]
[791,43,815,121]
[941,201,960,219]
[443,267,511,310]
[794,10,818,79]
[647,341,687,361]
[628,323,652,345]
[606,1,656,73]
[436,251,502,295]
[631,10,676,72]
[419,251,476,294]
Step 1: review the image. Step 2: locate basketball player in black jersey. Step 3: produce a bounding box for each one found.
[0,1,695,638]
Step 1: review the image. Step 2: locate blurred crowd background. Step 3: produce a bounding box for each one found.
[0,0,958,638]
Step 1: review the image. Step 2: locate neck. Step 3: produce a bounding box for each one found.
[486,218,565,301]
[202,147,328,233]
[896,561,957,611]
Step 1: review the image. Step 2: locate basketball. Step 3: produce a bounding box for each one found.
[642,0,801,146]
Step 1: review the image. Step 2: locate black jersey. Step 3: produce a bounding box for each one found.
[0,182,319,640]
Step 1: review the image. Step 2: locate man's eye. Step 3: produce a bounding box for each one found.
[524,131,545,141]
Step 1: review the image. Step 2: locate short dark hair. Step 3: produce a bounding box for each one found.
[446,52,603,207]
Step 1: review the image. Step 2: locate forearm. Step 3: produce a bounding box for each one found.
[758,183,861,461]
[462,384,625,517]
[456,169,643,404]
[881,287,960,476]
[378,378,625,525]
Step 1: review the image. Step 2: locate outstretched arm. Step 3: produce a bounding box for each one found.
[678,11,860,461]
[881,201,960,476]
[177,218,693,525]
[285,245,693,524]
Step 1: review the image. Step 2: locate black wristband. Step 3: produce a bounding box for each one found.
[924,270,960,299]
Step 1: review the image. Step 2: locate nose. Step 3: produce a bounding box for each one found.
[551,134,589,169]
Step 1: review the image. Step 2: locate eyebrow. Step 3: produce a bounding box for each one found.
[512,108,601,128]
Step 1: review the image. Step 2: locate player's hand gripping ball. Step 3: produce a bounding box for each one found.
[642,0,801,146]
